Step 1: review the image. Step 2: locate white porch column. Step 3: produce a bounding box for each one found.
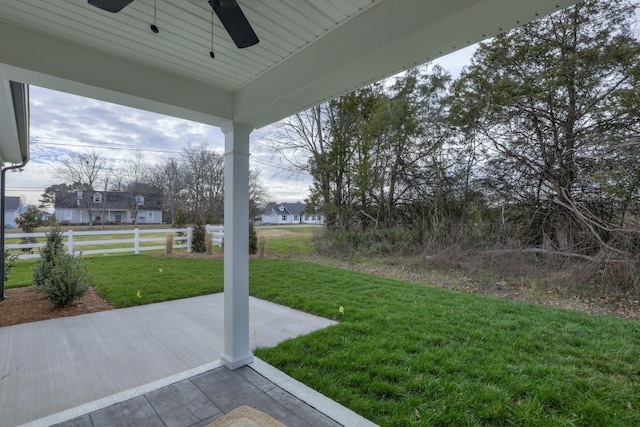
[220,122,254,370]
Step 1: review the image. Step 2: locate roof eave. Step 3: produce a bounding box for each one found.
[0,79,29,166]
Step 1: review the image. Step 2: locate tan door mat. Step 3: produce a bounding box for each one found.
[206,406,287,427]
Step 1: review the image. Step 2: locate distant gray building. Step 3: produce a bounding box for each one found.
[54,191,162,225]
[261,202,323,225]
[3,196,20,228]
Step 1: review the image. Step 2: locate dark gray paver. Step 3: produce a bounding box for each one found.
[90,395,163,427]
[235,367,341,427]
[266,386,342,427]
[234,366,278,392]
[146,380,222,427]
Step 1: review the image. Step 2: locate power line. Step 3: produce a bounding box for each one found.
[32,139,185,154]
[30,135,311,181]
[35,137,299,171]
[250,157,293,171]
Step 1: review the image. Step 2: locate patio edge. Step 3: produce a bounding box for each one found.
[250,357,379,427]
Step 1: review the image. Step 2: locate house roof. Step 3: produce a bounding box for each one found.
[268,202,308,216]
[0,1,578,130]
[3,196,19,211]
[55,191,162,211]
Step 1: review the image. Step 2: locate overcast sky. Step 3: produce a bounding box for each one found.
[7,45,477,208]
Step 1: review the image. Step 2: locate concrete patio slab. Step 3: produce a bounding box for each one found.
[0,294,337,427]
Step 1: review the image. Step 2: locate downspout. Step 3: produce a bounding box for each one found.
[0,82,29,301]
[0,158,27,301]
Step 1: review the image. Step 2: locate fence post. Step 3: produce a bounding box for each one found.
[187,227,192,253]
[67,229,74,255]
[134,228,140,254]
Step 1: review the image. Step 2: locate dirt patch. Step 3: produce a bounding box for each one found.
[0,287,113,327]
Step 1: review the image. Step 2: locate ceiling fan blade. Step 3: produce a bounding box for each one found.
[208,0,259,48]
[87,0,134,13]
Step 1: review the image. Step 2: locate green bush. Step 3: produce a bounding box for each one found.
[173,208,189,237]
[249,222,258,254]
[173,208,188,229]
[39,253,92,306]
[3,251,17,282]
[33,224,65,292]
[15,205,43,233]
[33,223,92,306]
[192,214,206,253]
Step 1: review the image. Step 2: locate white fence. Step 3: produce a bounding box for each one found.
[7,225,224,260]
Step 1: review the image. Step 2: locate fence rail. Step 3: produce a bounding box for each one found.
[7,225,224,259]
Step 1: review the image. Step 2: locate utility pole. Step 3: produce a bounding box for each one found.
[102,177,108,231]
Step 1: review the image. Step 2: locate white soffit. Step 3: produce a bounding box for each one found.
[0,0,579,129]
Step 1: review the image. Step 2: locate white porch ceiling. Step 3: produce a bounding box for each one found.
[0,0,579,130]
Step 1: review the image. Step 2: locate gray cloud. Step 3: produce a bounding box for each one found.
[12,87,309,205]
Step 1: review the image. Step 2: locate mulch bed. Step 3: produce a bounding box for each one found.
[0,286,113,327]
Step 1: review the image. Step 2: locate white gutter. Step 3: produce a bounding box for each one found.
[0,81,29,301]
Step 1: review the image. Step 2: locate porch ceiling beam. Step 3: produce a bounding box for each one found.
[233,0,579,128]
[0,21,232,128]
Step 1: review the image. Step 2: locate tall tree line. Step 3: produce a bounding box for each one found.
[275,0,640,262]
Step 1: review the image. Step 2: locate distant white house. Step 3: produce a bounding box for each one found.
[54,191,163,224]
[260,202,324,225]
[3,196,21,228]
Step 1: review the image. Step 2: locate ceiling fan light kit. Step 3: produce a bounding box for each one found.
[150,0,159,33]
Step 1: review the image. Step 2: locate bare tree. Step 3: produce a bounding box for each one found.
[249,169,269,221]
[116,151,152,225]
[148,158,187,225]
[55,150,110,227]
[273,103,341,228]
[182,143,224,222]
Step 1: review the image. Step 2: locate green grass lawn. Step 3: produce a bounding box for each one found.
[264,235,315,257]
[257,226,319,234]
[6,259,35,288]
[6,254,640,426]
[249,259,640,426]
[6,255,222,306]
[88,256,224,306]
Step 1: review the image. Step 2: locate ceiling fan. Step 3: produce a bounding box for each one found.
[87,0,259,48]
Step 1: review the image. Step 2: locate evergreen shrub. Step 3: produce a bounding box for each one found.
[33,223,92,306]
[192,214,206,253]
[249,222,258,254]
[39,253,92,306]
